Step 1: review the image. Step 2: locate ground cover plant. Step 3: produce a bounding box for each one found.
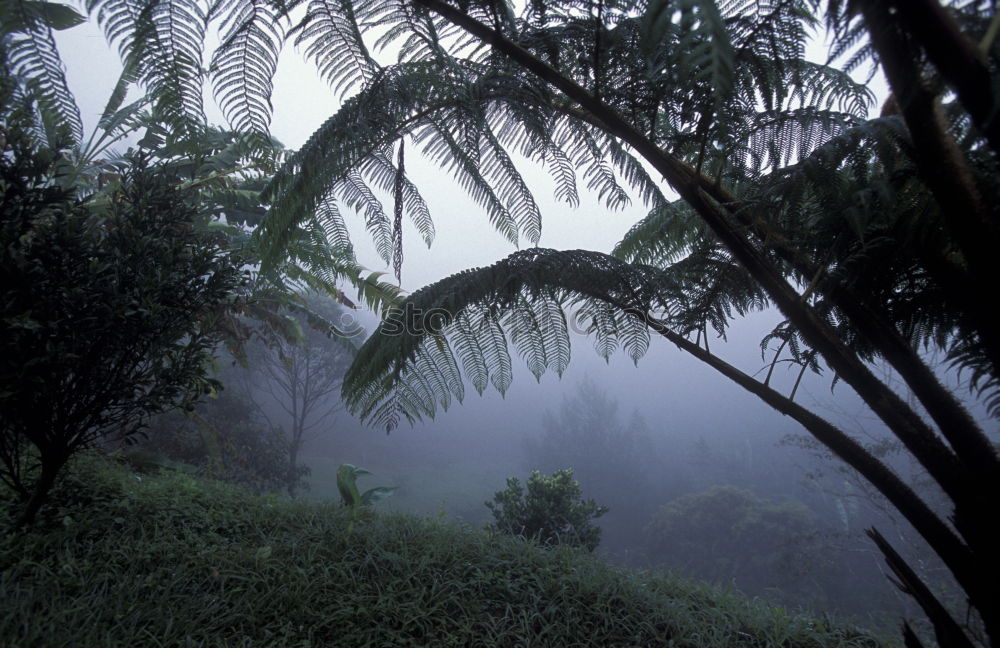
[0,455,890,648]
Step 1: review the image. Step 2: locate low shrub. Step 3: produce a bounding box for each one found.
[486,468,608,551]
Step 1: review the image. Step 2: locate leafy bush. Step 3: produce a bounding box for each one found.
[486,468,608,551]
[0,149,246,522]
[645,486,829,604]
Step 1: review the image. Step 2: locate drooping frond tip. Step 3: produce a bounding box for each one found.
[343,248,692,431]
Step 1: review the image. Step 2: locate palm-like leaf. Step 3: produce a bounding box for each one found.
[211,0,285,134]
[0,0,85,144]
[290,0,379,99]
[86,0,205,129]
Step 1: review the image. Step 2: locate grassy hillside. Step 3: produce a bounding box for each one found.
[1,456,889,647]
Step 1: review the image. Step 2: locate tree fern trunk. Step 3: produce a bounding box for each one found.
[415,2,1000,642]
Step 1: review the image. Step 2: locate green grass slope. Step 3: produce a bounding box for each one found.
[1,457,887,648]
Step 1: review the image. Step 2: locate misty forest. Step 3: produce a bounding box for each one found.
[1,0,999,646]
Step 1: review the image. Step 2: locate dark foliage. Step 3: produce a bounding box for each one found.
[645,486,830,606]
[138,382,306,495]
[0,71,247,523]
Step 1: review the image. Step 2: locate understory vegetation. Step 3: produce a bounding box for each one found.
[0,455,889,648]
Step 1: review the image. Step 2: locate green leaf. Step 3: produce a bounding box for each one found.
[0,1,85,33]
[641,0,735,107]
[359,486,397,506]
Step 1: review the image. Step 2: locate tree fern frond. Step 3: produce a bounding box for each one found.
[88,0,206,129]
[613,200,705,266]
[540,140,580,207]
[586,298,619,361]
[478,125,542,245]
[619,304,651,365]
[481,312,514,393]
[338,169,393,265]
[361,147,435,248]
[344,248,675,428]
[291,0,379,99]
[605,136,669,209]
[350,269,405,316]
[451,310,491,394]
[2,0,85,144]
[314,197,355,257]
[260,62,520,263]
[504,296,549,380]
[212,0,286,134]
[642,0,736,108]
[414,117,518,244]
[555,117,630,209]
[368,0,446,65]
[536,290,571,376]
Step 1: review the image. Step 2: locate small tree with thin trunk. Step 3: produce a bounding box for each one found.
[245,298,354,496]
[0,103,246,524]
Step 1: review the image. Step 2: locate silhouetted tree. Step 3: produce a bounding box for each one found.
[0,82,246,523]
[246,297,355,496]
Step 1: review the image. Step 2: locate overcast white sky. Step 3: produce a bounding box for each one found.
[56,13,888,296]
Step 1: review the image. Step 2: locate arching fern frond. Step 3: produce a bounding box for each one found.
[211,0,286,134]
[360,146,435,248]
[1,0,85,144]
[613,200,706,267]
[290,0,379,99]
[413,117,518,244]
[478,125,542,244]
[343,248,682,430]
[368,0,451,66]
[314,197,354,257]
[642,0,736,108]
[87,0,206,130]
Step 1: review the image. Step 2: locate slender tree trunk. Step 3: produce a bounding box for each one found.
[17,450,66,526]
[287,442,299,498]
